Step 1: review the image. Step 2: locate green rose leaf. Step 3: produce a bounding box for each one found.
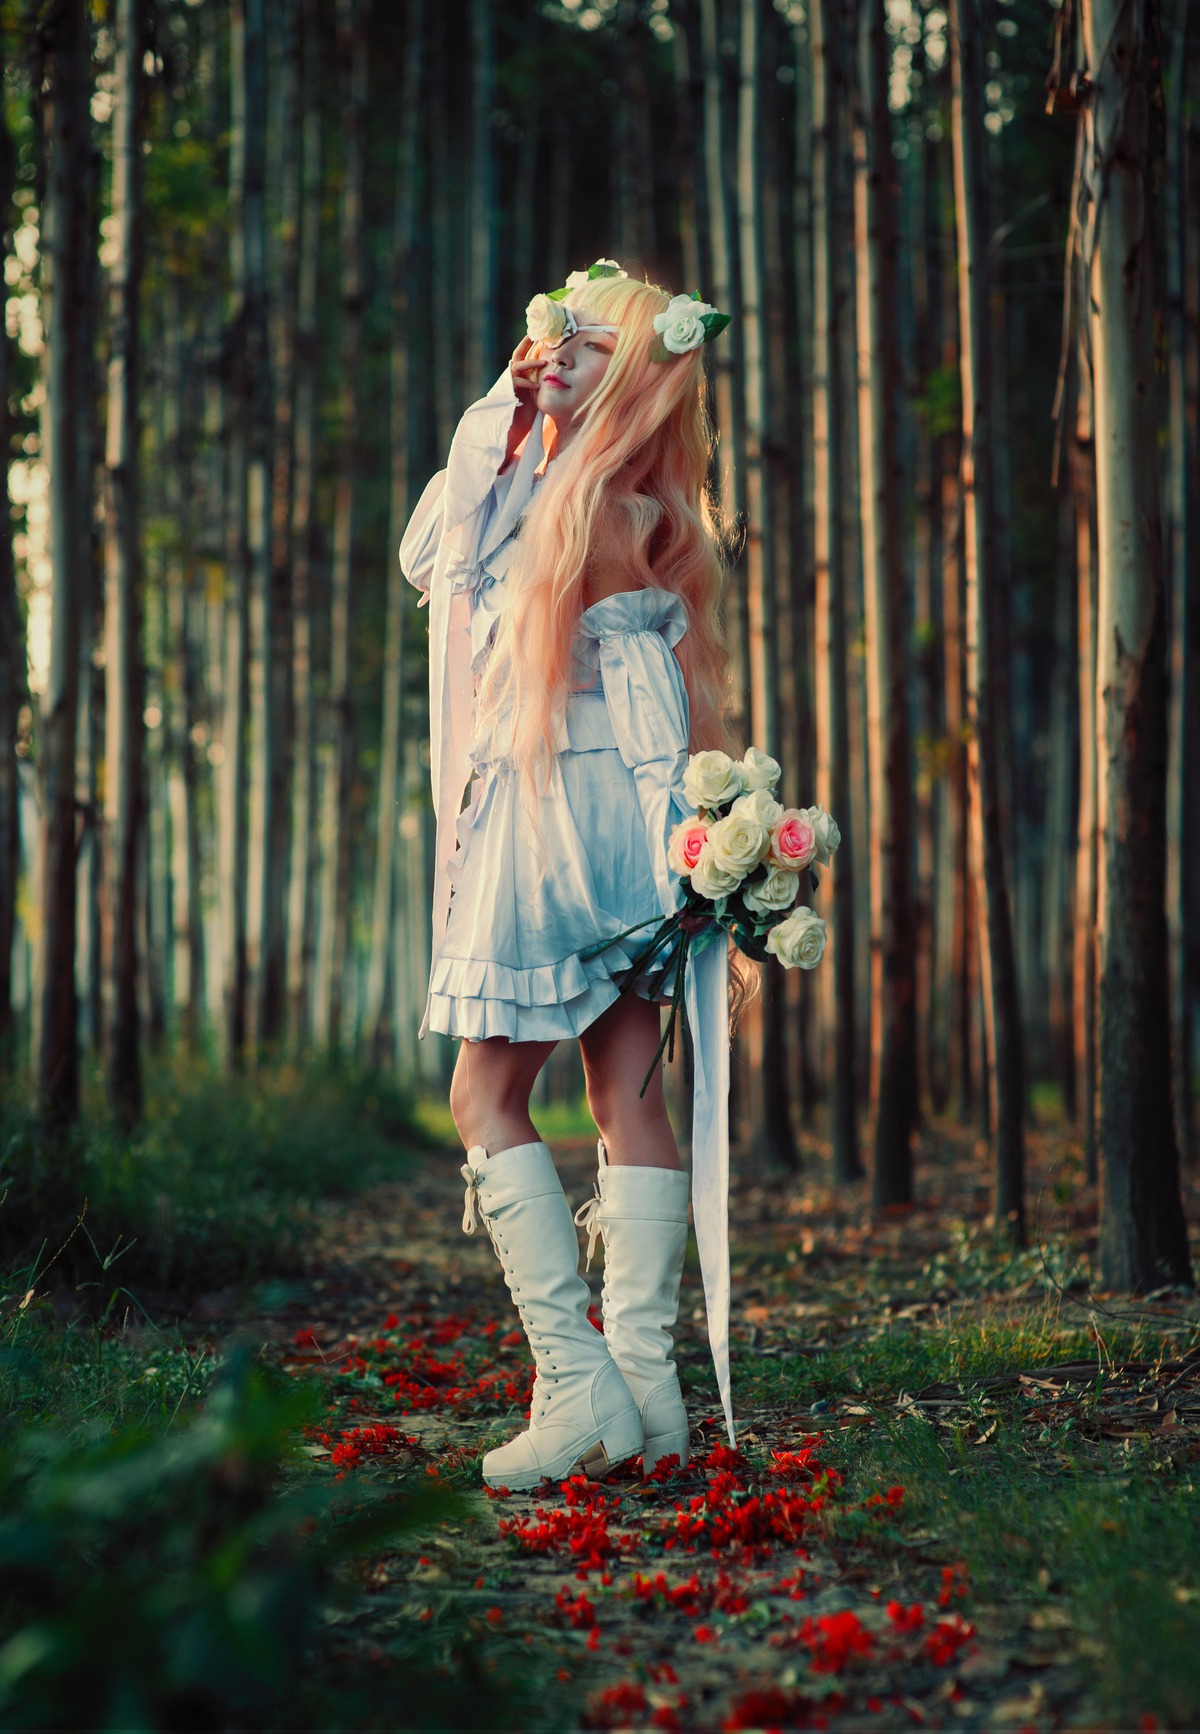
[547,285,571,302]
[701,311,731,340]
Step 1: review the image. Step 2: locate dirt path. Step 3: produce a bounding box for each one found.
[205,1128,1200,1732]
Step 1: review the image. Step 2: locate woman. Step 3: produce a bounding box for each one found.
[401,265,737,1491]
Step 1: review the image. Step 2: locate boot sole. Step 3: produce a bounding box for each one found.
[643,1427,690,1476]
[482,1406,643,1492]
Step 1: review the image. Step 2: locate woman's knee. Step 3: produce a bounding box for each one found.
[448,1038,547,1143]
[583,1047,668,1140]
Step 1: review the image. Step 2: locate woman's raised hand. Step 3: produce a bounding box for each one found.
[502,336,542,470]
[510,335,545,401]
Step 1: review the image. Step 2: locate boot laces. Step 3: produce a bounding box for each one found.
[573,1188,604,1269]
[460,1160,487,1234]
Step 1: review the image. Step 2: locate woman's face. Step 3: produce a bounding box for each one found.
[533,318,617,436]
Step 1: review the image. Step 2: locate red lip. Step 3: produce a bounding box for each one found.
[542,373,568,387]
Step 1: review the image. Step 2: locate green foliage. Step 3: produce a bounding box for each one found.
[0,1347,447,1732]
[0,1061,418,1300]
[914,363,961,439]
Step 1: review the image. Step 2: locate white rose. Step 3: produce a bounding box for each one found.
[652,293,715,355]
[730,787,783,831]
[798,805,841,865]
[706,811,770,877]
[689,845,741,900]
[682,749,744,811]
[742,866,801,915]
[765,905,827,970]
[741,746,782,792]
[526,293,569,344]
[590,258,626,277]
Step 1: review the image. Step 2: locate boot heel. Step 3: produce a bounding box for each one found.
[582,1408,643,1477]
[643,1427,690,1475]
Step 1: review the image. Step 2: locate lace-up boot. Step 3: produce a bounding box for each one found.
[460,1139,643,1490]
[574,1139,691,1475]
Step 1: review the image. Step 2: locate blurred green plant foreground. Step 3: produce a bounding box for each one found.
[0,1068,499,1731]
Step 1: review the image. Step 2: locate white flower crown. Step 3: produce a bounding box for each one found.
[525,259,731,361]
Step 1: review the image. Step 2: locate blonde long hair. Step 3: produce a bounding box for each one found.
[475,275,735,785]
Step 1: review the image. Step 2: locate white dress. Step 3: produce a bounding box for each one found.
[401,369,735,1443]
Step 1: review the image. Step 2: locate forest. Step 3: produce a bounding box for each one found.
[0,0,1198,1728]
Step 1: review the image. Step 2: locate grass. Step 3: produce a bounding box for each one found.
[1,1056,419,1301]
[724,1313,1200,1728]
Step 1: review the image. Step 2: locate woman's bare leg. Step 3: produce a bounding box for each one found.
[448,1035,557,1154]
[579,995,682,1170]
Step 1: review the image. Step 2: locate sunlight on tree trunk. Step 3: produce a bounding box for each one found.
[950,0,1025,1239]
[810,0,860,1185]
[853,0,917,1207]
[1079,0,1192,1287]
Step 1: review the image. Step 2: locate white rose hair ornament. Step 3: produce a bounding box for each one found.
[525,258,731,360]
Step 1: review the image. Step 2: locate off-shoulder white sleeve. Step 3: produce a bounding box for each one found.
[586,589,692,919]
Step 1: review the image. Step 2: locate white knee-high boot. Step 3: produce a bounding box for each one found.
[461,1139,643,1490]
[574,1138,691,1474]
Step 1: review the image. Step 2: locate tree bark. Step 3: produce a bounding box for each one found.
[1080,0,1192,1287]
[699,0,748,724]
[853,0,917,1207]
[811,0,860,1184]
[366,0,424,1066]
[468,0,496,396]
[736,0,792,1168]
[950,0,1025,1235]
[0,21,21,1072]
[35,0,90,1128]
[102,0,146,1124]
[1072,348,1099,1179]
[1165,3,1195,1170]
[314,0,368,1054]
[285,0,321,1052]
[238,0,273,1057]
[260,0,300,1049]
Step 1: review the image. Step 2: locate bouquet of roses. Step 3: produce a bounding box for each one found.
[581,746,841,1095]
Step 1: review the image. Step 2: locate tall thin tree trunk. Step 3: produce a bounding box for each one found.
[672,0,706,294]
[163,284,203,1046]
[239,0,272,1057]
[950,0,1025,1235]
[853,0,917,1206]
[314,0,368,1054]
[700,0,748,727]
[1078,0,1191,1286]
[1072,348,1099,1180]
[737,0,791,1167]
[366,0,424,1066]
[811,0,860,1183]
[0,23,21,1071]
[1165,4,1195,1170]
[261,0,300,1048]
[468,0,496,395]
[429,11,455,459]
[285,0,320,1051]
[102,0,146,1124]
[35,0,90,1127]
[220,0,255,1067]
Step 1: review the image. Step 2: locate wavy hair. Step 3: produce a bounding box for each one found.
[476,276,733,776]
[474,273,757,1027]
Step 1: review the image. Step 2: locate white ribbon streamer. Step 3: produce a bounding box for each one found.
[685,935,734,1445]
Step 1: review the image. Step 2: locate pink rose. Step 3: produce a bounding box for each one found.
[668,818,709,877]
[769,811,818,872]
